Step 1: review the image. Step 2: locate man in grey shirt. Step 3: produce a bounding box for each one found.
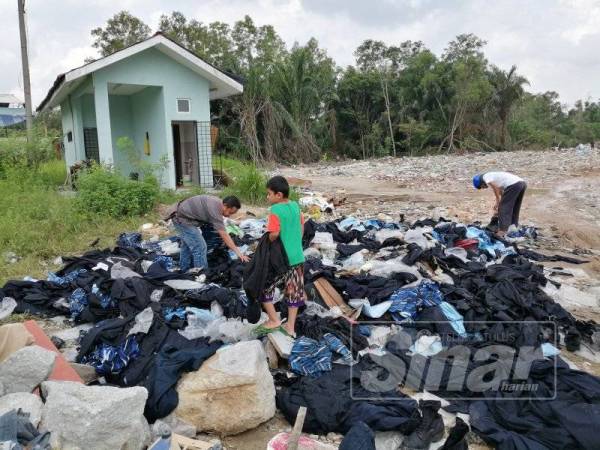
[172,195,249,271]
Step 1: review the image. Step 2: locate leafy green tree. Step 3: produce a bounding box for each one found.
[91,11,151,57]
[336,67,382,158]
[489,65,529,149]
[354,40,398,155]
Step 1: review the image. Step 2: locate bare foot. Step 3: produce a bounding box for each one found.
[262,320,281,329]
[282,323,296,338]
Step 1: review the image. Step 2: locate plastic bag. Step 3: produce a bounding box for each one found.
[445,247,468,262]
[304,301,342,318]
[311,232,334,245]
[0,297,17,321]
[342,250,367,271]
[179,316,258,344]
[362,257,421,279]
[374,229,405,243]
[404,227,434,249]
[128,307,154,336]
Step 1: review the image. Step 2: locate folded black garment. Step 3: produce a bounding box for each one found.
[518,248,589,265]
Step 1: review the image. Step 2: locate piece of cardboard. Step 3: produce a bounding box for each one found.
[313,278,359,319]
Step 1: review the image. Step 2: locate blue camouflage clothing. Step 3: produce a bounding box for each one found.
[290,333,353,377]
[388,280,443,322]
[48,269,87,287]
[80,335,140,375]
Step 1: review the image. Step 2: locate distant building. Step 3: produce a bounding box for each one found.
[0,94,26,127]
[37,33,244,189]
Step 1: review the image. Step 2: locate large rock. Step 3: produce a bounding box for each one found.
[0,345,56,393]
[41,381,150,450]
[175,340,275,435]
[0,393,43,426]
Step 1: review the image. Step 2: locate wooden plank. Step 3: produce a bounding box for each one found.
[288,406,307,450]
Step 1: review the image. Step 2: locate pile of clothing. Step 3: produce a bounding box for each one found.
[1,215,599,449]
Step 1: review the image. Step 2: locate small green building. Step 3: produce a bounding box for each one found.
[37,33,243,189]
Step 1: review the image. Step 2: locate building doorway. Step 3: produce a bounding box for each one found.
[171,121,199,187]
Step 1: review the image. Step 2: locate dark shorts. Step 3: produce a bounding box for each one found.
[260,264,306,308]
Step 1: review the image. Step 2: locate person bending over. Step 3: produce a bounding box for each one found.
[173,195,249,271]
[473,171,527,238]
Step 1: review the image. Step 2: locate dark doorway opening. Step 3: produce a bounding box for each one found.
[172,121,199,187]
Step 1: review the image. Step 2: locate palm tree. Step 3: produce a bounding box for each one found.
[489,65,529,150]
[269,46,337,161]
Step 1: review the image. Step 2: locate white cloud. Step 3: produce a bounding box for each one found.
[1,0,599,108]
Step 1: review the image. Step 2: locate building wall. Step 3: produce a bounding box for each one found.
[93,47,212,188]
[80,94,96,128]
[130,87,167,183]
[60,99,77,167]
[108,95,133,175]
[59,77,95,168]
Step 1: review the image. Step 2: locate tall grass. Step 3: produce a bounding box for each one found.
[0,159,157,284]
[217,156,298,205]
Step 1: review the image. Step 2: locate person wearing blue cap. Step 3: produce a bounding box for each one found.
[473,171,527,237]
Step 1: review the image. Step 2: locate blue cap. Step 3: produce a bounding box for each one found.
[473,174,483,189]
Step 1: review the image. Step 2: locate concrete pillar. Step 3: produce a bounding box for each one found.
[93,79,113,164]
[71,96,84,161]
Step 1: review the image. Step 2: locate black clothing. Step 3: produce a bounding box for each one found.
[498,181,527,231]
[143,340,221,422]
[276,359,421,435]
[243,233,290,323]
[518,248,589,265]
[339,421,375,450]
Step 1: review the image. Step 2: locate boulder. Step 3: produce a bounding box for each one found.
[0,345,56,393]
[0,393,43,426]
[175,340,275,435]
[41,381,150,450]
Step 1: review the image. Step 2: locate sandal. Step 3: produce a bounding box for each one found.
[253,324,280,337]
[278,326,296,339]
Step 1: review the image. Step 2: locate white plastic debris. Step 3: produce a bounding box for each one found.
[404,227,434,249]
[299,195,334,212]
[128,307,154,336]
[0,298,17,320]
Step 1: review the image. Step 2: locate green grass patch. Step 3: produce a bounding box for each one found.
[0,160,158,285]
[216,156,298,205]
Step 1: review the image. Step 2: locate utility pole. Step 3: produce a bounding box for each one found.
[17,0,33,141]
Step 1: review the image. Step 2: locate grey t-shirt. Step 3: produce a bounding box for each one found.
[175,195,225,230]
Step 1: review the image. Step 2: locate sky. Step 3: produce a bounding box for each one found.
[2,0,600,109]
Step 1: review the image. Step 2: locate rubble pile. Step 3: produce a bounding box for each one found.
[284,148,600,193]
[0,213,599,449]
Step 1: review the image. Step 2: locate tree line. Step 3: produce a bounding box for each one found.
[89,11,600,163]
